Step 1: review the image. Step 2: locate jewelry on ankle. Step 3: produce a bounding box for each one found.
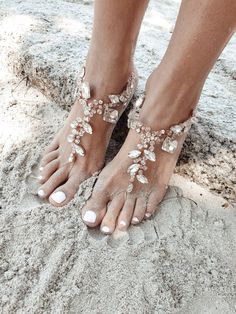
[67,64,138,163]
[126,94,197,193]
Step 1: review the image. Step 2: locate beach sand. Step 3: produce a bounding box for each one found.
[0,0,236,313]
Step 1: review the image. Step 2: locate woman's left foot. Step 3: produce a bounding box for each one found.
[81,68,200,234]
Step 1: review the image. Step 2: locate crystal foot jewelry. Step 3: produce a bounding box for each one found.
[126,94,196,193]
[67,65,138,163]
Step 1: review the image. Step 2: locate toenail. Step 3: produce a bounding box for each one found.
[50,191,66,204]
[39,166,44,171]
[132,217,139,224]
[83,210,97,223]
[38,189,45,198]
[120,220,126,227]
[145,212,152,218]
[101,226,110,234]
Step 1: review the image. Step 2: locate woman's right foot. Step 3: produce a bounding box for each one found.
[37,56,137,207]
[81,66,201,234]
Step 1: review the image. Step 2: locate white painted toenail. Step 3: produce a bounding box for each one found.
[38,189,45,198]
[39,166,44,171]
[83,210,97,223]
[50,191,66,204]
[145,212,152,218]
[132,217,139,223]
[38,175,43,180]
[120,220,126,226]
[101,226,110,234]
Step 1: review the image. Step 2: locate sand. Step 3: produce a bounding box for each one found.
[0,0,236,313]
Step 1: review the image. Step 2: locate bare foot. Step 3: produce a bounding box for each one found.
[81,67,200,233]
[37,58,137,207]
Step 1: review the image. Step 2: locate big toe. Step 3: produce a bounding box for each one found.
[82,191,109,228]
[49,176,79,207]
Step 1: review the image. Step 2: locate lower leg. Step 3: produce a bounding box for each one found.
[82,0,236,233]
[85,0,149,94]
[142,0,236,128]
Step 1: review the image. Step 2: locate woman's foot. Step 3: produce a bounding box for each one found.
[37,56,137,207]
[81,67,200,233]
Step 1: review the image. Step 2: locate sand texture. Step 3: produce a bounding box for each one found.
[0,0,236,313]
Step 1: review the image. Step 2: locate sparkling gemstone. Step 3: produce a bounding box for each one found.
[128,150,142,159]
[144,150,156,162]
[103,109,119,124]
[119,95,127,102]
[170,125,183,134]
[74,144,85,157]
[127,183,134,193]
[137,174,148,184]
[83,122,93,134]
[79,98,87,108]
[128,163,140,175]
[161,137,178,153]
[67,134,75,143]
[72,129,79,135]
[70,121,78,129]
[109,94,120,104]
[80,81,91,99]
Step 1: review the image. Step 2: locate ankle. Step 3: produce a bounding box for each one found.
[85,44,134,93]
[140,67,202,129]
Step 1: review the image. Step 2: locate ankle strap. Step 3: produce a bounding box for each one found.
[68,65,138,163]
[125,93,197,193]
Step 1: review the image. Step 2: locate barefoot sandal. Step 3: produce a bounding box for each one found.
[67,65,138,163]
[126,94,196,193]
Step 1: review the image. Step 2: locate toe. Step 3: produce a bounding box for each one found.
[116,196,136,231]
[37,167,68,199]
[43,138,59,155]
[146,186,167,217]
[40,150,58,168]
[38,159,59,184]
[49,176,78,207]
[131,194,147,224]
[100,193,125,235]
[82,189,110,228]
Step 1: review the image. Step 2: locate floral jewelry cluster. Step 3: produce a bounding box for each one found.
[67,66,137,163]
[126,94,196,193]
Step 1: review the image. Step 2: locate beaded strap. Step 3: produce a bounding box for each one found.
[126,94,196,193]
[67,65,138,163]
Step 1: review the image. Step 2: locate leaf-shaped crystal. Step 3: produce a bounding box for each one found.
[137,174,148,184]
[127,183,134,193]
[74,144,85,157]
[109,95,120,104]
[80,81,91,99]
[161,137,178,153]
[127,163,140,174]
[170,125,182,134]
[103,109,119,124]
[128,150,141,159]
[144,150,156,162]
[83,122,93,134]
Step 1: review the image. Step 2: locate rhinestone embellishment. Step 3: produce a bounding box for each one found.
[126,94,196,193]
[68,65,137,163]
